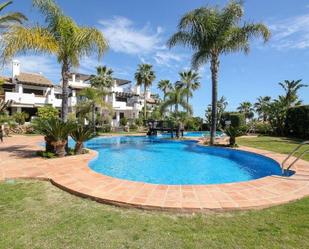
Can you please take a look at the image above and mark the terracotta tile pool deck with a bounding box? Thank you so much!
[0,135,308,212]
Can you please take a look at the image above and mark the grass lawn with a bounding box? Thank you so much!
[238,136,309,162]
[0,180,308,249]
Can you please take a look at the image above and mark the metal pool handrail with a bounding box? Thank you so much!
[281,141,309,174]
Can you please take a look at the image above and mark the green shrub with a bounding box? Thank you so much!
[13,112,29,125]
[285,105,309,139]
[129,123,138,130]
[97,124,111,133]
[120,117,128,127]
[37,105,59,120]
[36,151,56,158]
[255,122,273,135]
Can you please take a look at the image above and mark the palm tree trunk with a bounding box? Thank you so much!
[187,93,189,115]
[61,61,70,122]
[144,85,147,120]
[210,54,219,145]
[92,104,96,134]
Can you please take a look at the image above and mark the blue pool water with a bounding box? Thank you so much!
[85,136,282,185]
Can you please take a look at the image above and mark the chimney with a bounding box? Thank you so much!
[72,73,76,83]
[12,59,21,79]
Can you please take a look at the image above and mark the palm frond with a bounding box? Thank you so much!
[1,25,58,63]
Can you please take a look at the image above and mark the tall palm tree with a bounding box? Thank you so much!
[237,101,254,120]
[157,79,172,101]
[167,1,270,144]
[278,80,307,107]
[177,70,200,113]
[1,0,108,121]
[134,64,156,119]
[77,87,109,134]
[90,65,114,89]
[254,96,271,122]
[0,1,27,29]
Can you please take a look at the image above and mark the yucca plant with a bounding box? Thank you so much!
[224,126,243,147]
[70,124,94,155]
[32,118,75,157]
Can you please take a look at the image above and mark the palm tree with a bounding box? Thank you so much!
[77,87,109,134]
[237,101,254,120]
[0,1,27,29]
[1,0,108,121]
[167,1,270,144]
[278,80,307,107]
[177,70,200,112]
[254,96,271,122]
[160,86,192,116]
[157,79,172,101]
[70,124,94,155]
[134,64,156,119]
[90,66,114,89]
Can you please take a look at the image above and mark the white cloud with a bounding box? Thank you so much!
[99,16,163,55]
[154,51,184,67]
[269,14,309,49]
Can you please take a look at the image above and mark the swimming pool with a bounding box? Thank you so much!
[85,136,282,185]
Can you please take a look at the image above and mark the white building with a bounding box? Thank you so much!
[2,60,159,126]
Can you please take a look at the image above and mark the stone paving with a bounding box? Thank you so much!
[0,135,308,212]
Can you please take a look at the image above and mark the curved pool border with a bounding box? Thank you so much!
[1,135,308,212]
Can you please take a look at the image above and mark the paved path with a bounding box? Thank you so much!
[0,135,308,212]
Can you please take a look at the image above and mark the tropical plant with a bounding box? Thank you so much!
[0,1,27,29]
[177,70,200,112]
[225,126,243,147]
[237,101,254,121]
[205,96,228,129]
[278,80,308,107]
[77,87,109,134]
[268,96,289,136]
[37,105,59,120]
[32,117,75,157]
[0,99,12,113]
[70,124,94,155]
[160,86,192,116]
[158,79,172,101]
[1,0,108,121]
[90,65,114,89]
[13,111,29,125]
[135,64,156,119]
[168,0,270,144]
[254,96,271,122]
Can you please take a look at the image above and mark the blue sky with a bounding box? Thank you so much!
[3,0,309,117]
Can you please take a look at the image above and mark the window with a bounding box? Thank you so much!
[23,88,44,96]
[116,97,127,102]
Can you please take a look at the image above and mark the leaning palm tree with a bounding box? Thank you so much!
[158,79,172,101]
[1,0,108,121]
[0,1,27,29]
[167,0,270,144]
[278,80,307,107]
[135,64,156,119]
[77,87,110,134]
[177,70,200,112]
[90,65,114,89]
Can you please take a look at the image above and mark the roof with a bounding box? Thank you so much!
[0,76,13,84]
[69,73,131,86]
[69,73,91,82]
[16,73,53,87]
[114,78,131,86]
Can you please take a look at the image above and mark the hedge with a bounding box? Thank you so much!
[285,105,309,139]
[221,112,245,128]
